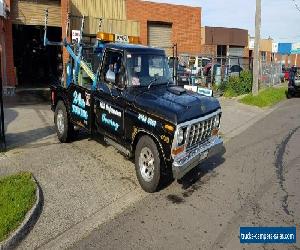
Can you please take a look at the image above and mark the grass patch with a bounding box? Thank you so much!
[240,87,287,108]
[223,88,239,97]
[0,172,36,242]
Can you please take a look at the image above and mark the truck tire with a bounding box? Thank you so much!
[54,101,74,143]
[135,135,161,193]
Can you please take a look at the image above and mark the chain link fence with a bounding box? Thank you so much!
[170,54,283,89]
[200,56,253,86]
[259,61,283,88]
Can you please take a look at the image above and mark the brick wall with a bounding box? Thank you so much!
[274,53,300,67]
[243,47,249,58]
[0,0,16,88]
[126,0,201,55]
[266,51,272,63]
[200,44,216,57]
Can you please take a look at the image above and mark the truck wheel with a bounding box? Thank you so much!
[135,135,161,193]
[54,101,73,143]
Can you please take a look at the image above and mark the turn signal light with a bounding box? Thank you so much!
[172,145,184,156]
[97,32,115,42]
[128,36,139,44]
[164,124,174,132]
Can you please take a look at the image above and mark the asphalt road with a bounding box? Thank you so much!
[71,99,300,250]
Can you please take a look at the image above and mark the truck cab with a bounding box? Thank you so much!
[50,33,224,193]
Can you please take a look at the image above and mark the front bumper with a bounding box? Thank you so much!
[172,136,225,179]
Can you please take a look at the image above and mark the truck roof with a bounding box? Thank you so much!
[104,43,166,55]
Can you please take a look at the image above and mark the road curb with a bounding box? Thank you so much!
[0,176,43,250]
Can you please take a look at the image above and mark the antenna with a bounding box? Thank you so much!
[79,15,85,44]
[43,9,48,46]
[98,17,103,32]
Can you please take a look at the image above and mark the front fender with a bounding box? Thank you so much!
[131,127,174,166]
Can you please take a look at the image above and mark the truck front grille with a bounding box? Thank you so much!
[187,116,216,148]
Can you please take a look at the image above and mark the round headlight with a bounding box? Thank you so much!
[177,128,184,145]
[214,115,220,128]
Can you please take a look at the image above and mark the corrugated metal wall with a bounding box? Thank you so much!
[70,0,140,36]
[71,17,140,37]
[70,0,126,20]
[11,0,61,27]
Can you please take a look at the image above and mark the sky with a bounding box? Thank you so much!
[147,0,300,43]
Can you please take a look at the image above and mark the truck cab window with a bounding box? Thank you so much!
[102,50,123,85]
[127,54,172,87]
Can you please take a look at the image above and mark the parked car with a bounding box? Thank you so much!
[284,69,290,81]
[287,66,300,98]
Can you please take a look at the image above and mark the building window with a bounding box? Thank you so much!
[261,51,266,62]
[217,45,227,57]
[271,53,275,62]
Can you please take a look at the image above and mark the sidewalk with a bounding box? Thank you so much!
[219,97,271,141]
[0,96,274,249]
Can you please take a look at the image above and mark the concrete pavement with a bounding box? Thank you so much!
[219,97,273,141]
[72,98,300,250]
[0,95,282,249]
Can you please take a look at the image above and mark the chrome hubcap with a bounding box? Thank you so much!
[57,110,64,134]
[139,147,155,182]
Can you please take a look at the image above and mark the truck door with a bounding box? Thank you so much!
[68,84,92,131]
[94,49,126,139]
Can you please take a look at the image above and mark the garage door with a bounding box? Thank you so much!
[228,46,244,66]
[11,0,61,27]
[148,23,172,56]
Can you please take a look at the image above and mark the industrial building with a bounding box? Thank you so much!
[2,0,297,96]
[126,0,201,56]
[0,0,202,94]
[200,26,248,59]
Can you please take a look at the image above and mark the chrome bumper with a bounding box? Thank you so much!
[172,136,225,179]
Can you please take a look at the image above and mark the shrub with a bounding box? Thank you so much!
[217,70,253,97]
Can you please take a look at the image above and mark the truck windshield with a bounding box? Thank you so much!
[126,54,173,87]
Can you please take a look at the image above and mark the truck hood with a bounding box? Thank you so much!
[130,86,221,124]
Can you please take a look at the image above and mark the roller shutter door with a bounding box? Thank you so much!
[228,46,244,66]
[228,46,244,57]
[11,0,61,27]
[148,23,172,56]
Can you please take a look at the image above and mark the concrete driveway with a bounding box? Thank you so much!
[0,96,272,249]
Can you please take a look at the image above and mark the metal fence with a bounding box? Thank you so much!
[259,61,283,88]
[205,56,253,86]
[171,53,283,89]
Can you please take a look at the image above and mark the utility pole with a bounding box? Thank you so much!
[252,0,261,95]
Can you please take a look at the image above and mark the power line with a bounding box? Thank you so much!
[292,0,300,12]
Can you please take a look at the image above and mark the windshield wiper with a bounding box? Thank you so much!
[148,77,158,89]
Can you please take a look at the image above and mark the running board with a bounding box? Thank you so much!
[104,137,132,157]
